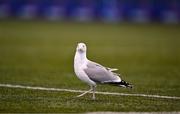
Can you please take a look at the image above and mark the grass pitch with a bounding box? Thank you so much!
[0,20,180,112]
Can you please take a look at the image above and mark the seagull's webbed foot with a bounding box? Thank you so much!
[76,85,96,100]
[76,88,93,98]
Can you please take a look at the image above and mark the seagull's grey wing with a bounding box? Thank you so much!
[84,61,121,83]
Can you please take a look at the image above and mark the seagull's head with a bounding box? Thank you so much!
[76,43,87,53]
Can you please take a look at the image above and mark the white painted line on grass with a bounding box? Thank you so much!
[0,83,180,100]
[86,112,180,114]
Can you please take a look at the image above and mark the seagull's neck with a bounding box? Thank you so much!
[74,51,88,65]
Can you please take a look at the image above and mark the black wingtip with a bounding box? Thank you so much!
[118,80,133,88]
[105,80,133,88]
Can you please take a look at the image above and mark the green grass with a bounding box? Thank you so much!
[0,20,180,112]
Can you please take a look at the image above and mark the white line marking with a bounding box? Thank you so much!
[0,83,180,100]
[86,112,180,114]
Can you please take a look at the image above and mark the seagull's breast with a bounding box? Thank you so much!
[74,53,96,86]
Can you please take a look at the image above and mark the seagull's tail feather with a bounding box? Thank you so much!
[107,80,133,88]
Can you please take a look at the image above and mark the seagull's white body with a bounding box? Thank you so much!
[74,43,132,99]
[74,52,96,86]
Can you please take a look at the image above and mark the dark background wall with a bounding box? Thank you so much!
[0,0,179,23]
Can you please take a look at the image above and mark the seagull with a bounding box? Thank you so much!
[74,43,132,100]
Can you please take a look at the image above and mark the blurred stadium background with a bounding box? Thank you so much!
[0,0,180,23]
